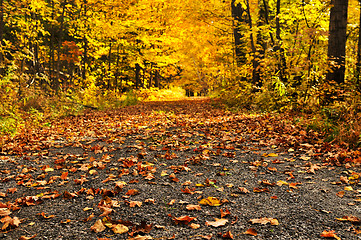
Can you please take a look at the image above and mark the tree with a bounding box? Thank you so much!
[326,0,349,84]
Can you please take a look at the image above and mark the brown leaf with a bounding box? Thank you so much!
[340,176,348,184]
[260,180,275,186]
[126,189,140,196]
[244,228,257,236]
[205,218,228,227]
[181,187,196,194]
[91,219,106,233]
[129,201,142,208]
[237,187,250,194]
[168,214,196,225]
[220,208,231,218]
[222,230,234,239]
[253,187,270,193]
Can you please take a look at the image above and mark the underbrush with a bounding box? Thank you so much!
[219,81,361,149]
[0,83,187,138]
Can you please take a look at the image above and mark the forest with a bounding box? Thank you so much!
[0,0,360,147]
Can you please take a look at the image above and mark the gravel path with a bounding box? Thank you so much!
[0,99,360,240]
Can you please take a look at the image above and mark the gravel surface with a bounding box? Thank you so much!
[0,99,360,240]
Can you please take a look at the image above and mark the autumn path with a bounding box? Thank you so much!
[0,99,360,239]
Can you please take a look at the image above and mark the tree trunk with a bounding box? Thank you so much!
[135,63,141,89]
[0,0,4,76]
[154,70,159,88]
[231,0,247,65]
[245,0,260,85]
[326,0,348,84]
[107,41,112,90]
[356,0,361,91]
[275,0,287,83]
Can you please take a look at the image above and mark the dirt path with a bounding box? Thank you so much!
[0,99,360,239]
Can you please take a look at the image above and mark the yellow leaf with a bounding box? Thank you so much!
[199,197,221,206]
[344,186,353,191]
[276,180,288,186]
[112,224,129,234]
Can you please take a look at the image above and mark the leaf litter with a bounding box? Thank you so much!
[0,99,360,239]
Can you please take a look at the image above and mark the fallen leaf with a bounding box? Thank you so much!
[112,224,129,234]
[222,230,234,239]
[336,191,345,198]
[320,230,341,240]
[39,212,55,219]
[244,228,257,236]
[220,208,230,218]
[128,236,153,240]
[199,197,222,206]
[336,215,361,224]
[186,204,202,211]
[190,223,200,229]
[168,214,196,225]
[0,208,11,216]
[237,187,250,193]
[340,176,348,184]
[253,187,270,193]
[60,172,68,180]
[126,189,140,196]
[250,217,279,225]
[91,219,106,233]
[129,201,142,207]
[205,218,228,227]
[19,235,37,240]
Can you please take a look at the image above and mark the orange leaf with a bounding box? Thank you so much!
[253,187,270,193]
[189,223,200,229]
[126,189,139,196]
[220,208,231,218]
[186,204,201,211]
[222,230,234,239]
[181,187,196,194]
[19,235,37,240]
[320,230,341,240]
[336,191,345,198]
[244,228,257,236]
[168,214,196,225]
[129,201,142,208]
[39,212,55,219]
[60,172,68,180]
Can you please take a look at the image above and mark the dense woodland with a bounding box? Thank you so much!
[0,0,360,147]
